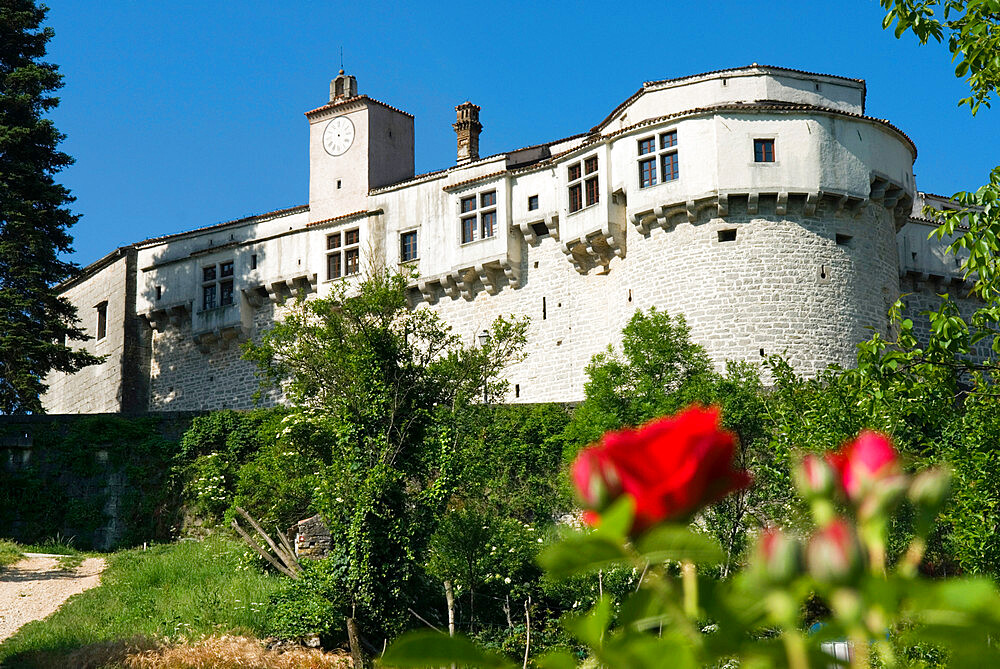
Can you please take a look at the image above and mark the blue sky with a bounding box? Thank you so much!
[43,1,1000,267]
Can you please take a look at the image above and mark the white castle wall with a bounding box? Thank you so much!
[45,65,949,414]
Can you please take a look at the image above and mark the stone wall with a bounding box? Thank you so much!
[44,249,149,413]
[0,413,194,550]
[148,301,283,411]
[425,198,899,402]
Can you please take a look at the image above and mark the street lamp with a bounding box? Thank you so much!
[478,330,491,403]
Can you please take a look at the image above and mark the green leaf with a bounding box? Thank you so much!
[537,533,628,579]
[636,525,725,564]
[564,597,613,647]
[594,495,635,542]
[618,587,671,631]
[380,631,516,668]
[535,650,579,669]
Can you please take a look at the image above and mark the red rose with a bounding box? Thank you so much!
[571,405,751,534]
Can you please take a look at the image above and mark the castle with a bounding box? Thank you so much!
[42,65,977,414]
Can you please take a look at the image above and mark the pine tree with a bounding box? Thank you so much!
[0,0,99,413]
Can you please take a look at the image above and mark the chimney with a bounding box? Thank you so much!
[453,101,482,165]
[330,69,357,102]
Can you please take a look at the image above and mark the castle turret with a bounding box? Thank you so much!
[453,101,482,164]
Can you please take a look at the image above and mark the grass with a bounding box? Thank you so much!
[0,539,24,568]
[0,536,286,668]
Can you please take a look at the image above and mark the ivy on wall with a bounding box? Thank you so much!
[0,414,189,549]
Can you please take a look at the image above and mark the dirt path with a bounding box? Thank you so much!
[0,553,106,642]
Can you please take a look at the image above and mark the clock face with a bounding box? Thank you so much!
[323,116,355,156]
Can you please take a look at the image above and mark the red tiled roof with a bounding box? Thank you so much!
[642,64,865,89]
[592,64,868,134]
[134,205,308,247]
[442,171,507,192]
[304,94,414,119]
[305,209,369,228]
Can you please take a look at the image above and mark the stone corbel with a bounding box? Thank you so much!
[500,258,522,286]
[417,278,438,303]
[717,193,729,217]
[193,330,217,354]
[685,200,698,223]
[776,192,789,216]
[242,287,266,309]
[476,263,500,295]
[266,281,292,303]
[804,192,820,216]
[747,193,760,215]
[441,273,462,300]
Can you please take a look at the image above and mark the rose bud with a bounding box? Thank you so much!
[753,526,802,586]
[827,431,906,518]
[571,447,622,512]
[794,454,836,499]
[570,405,752,535]
[806,517,864,584]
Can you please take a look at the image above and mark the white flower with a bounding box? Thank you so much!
[504,577,511,584]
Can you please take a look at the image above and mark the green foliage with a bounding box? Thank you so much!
[561,308,776,574]
[175,408,303,527]
[454,403,572,522]
[563,308,715,446]
[264,556,351,641]
[241,269,529,637]
[881,0,1000,114]
[0,0,101,413]
[0,536,283,665]
[938,393,1000,574]
[0,415,181,549]
[0,538,23,567]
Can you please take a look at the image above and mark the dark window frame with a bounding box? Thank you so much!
[326,228,361,279]
[638,129,680,188]
[96,301,107,340]
[754,138,775,163]
[400,230,418,262]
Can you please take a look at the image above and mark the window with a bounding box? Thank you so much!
[250,254,257,270]
[327,228,361,279]
[638,130,679,188]
[96,302,107,340]
[202,261,234,310]
[459,190,498,243]
[400,230,418,262]
[155,285,162,301]
[568,155,599,213]
[754,138,775,162]
[528,195,539,211]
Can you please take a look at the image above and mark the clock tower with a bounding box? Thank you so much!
[305,71,415,223]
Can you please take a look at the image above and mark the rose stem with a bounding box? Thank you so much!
[782,629,810,669]
[681,560,698,619]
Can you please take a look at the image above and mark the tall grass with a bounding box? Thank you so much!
[0,539,23,567]
[0,536,285,667]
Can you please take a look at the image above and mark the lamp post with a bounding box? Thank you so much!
[478,329,491,404]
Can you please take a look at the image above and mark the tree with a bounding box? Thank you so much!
[0,1,99,413]
[876,2,1000,382]
[243,267,528,635]
[561,307,775,574]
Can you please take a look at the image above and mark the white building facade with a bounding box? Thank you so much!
[44,65,971,413]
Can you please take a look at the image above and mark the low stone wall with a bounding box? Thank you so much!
[0,413,199,550]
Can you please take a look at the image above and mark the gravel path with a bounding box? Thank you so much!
[0,554,106,642]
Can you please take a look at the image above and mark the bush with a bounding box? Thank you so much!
[265,557,351,642]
